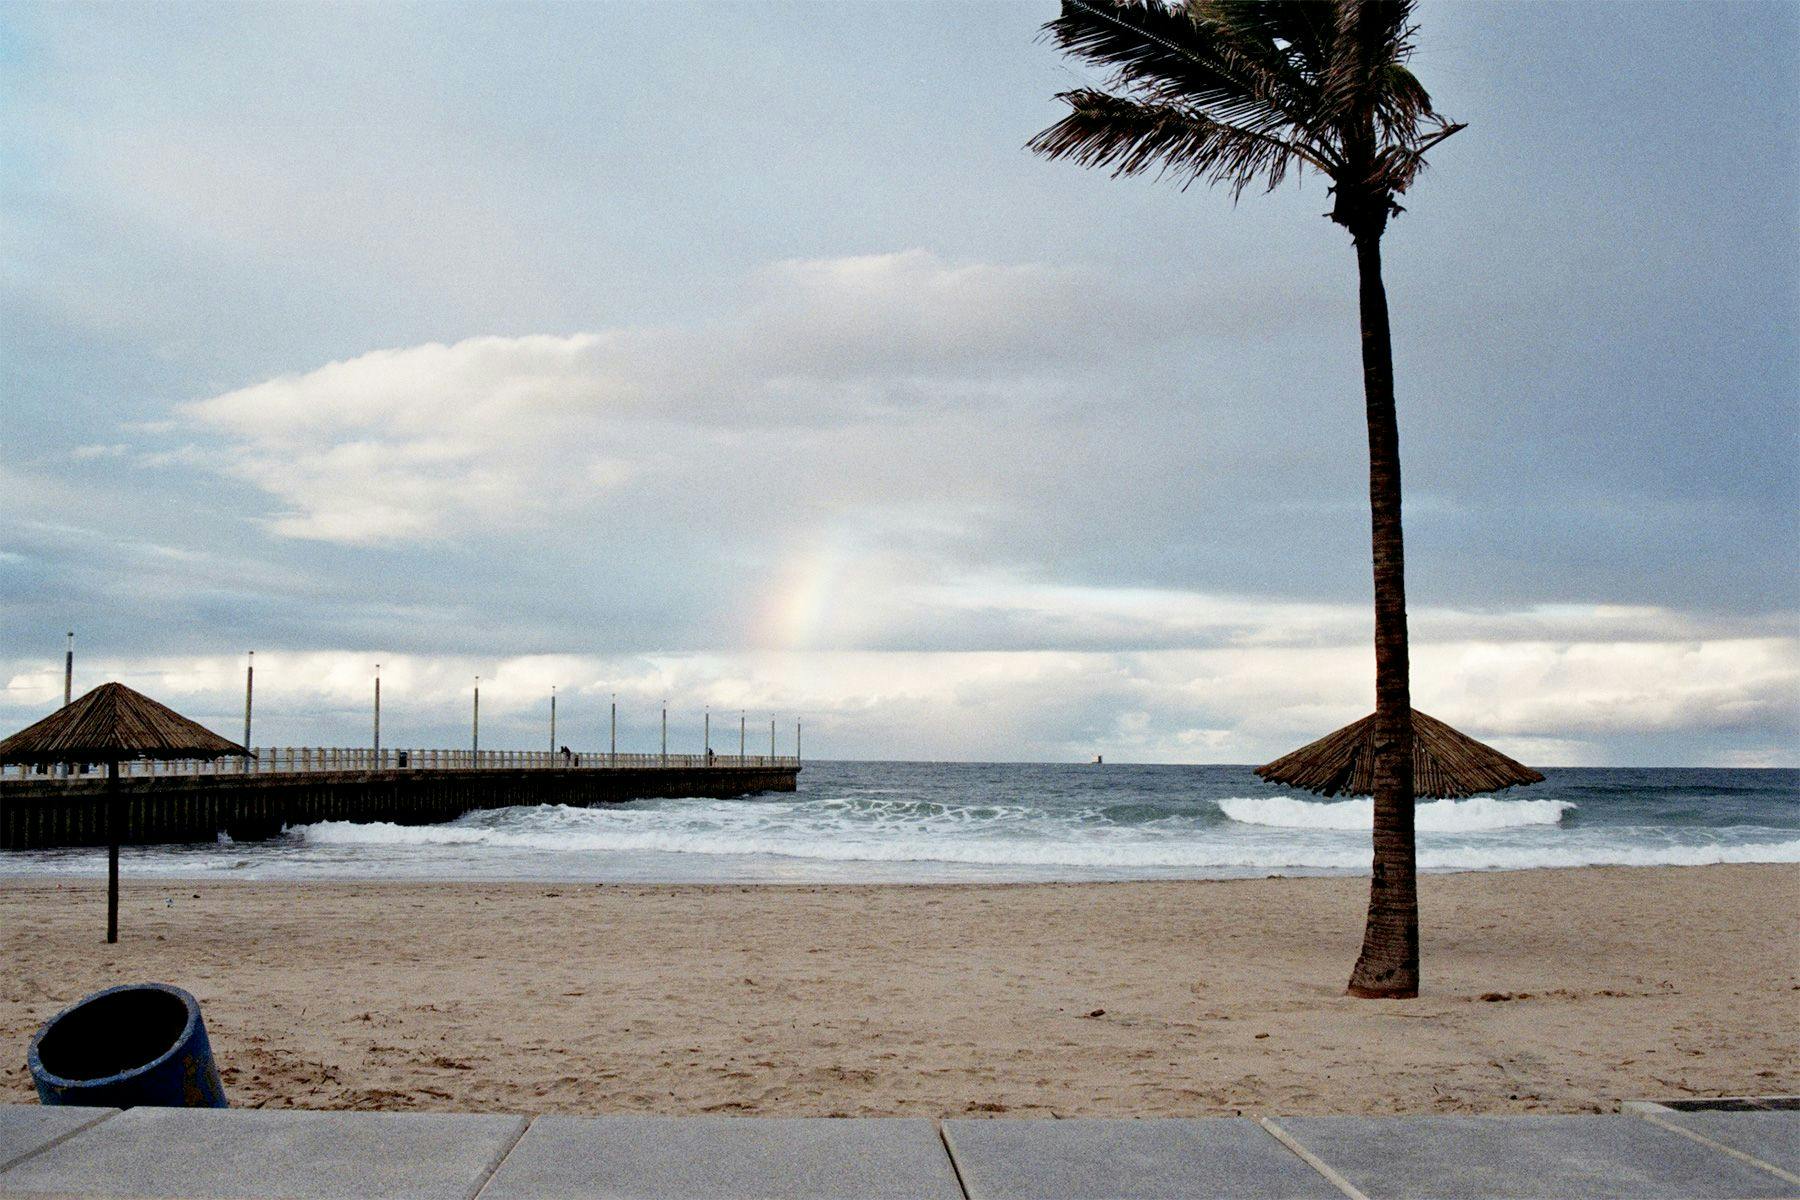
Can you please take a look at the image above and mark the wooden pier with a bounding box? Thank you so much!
[0,750,799,850]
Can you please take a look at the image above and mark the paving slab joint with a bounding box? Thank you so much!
[467,1114,534,1200]
[1256,1118,1369,1200]
[1630,1110,1800,1186]
[0,1108,120,1175]
[932,1119,973,1200]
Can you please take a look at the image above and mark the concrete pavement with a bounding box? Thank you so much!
[0,1101,1792,1199]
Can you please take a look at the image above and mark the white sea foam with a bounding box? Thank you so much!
[1413,839,1800,871]
[1215,794,1575,832]
[9,766,1790,884]
[287,801,1800,874]
[299,821,494,847]
[292,814,1318,868]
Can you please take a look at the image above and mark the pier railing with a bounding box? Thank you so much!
[1,748,800,782]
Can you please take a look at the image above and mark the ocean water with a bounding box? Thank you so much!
[4,762,1797,884]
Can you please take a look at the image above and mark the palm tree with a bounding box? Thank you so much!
[1029,0,1462,998]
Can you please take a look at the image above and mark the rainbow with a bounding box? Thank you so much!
[762,534,855,650]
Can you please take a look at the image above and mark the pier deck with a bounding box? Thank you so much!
[0,753,798,850]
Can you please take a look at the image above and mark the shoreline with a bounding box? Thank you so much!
[4,854,1795,887]
[3,864,1794,1116]
[0,860,1795,885]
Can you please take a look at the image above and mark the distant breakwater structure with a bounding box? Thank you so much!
[0,749,800,851]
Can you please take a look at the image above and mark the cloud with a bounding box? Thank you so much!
[171,251,1141,545]
[750,251,1100,377]
[5,4,1792,771]
[176,333,642,542]
[7,627,1792,767]
[1424,637,1800,738]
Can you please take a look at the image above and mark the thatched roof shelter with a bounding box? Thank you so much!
[0,681,245,944]
[1256,709,1544,800]
[0,682,246,765]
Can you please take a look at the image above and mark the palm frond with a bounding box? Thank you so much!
[1376,62,1435,135]
[1319,0,1418,129]
[1043,0,1302,139]
[1205,1,1337,70]
[1027,88,1321,195]
[1188,0,1335,125]
[1030,0,1462,229]
[1369,117,1465,196]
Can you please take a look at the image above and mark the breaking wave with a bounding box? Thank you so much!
[286,795,1799,874]
[1215,794,1576,833]
[291,812,1334,868]
[8,763,1793,883]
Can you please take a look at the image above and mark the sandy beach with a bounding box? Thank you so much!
[1,864,1793,1116]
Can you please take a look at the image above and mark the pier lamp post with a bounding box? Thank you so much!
[610,693,616,766]
[739,711,745,762]
[704,707,710,760]
[59,631,74,778]
[550,686,557,754]
[373,664,381,758]
[473,676,480,761]
[797,720,802,765]
[243,652,255,770]
[661,702,668,767]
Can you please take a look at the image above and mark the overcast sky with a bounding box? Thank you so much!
[2,1,1795,765]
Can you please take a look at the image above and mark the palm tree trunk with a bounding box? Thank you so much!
[1346,227,1418,999]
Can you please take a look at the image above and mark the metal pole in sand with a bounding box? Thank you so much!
[106,756,120,943]
[373,665,381,757]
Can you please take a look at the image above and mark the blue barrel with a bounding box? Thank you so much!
[28,983,227,1108]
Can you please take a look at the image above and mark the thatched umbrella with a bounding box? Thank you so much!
[0,682,248,942]
[1256,709,1544,800]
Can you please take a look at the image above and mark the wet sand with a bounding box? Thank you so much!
[1,864,1793,1115]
